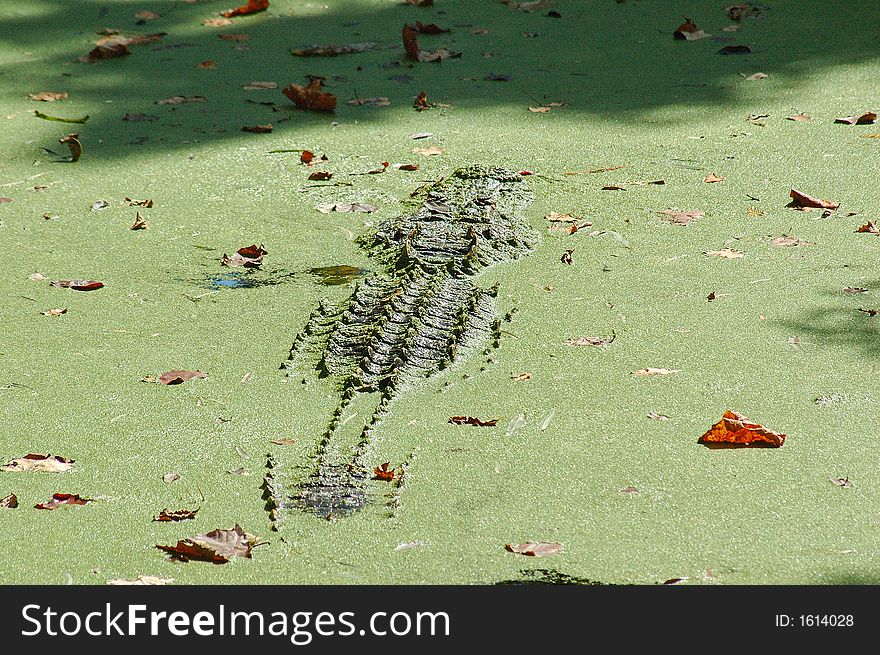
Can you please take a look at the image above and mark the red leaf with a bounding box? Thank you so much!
[300,150,314,164]
[282,77,336,112]
[50,279,104,291]
[373,462,397,482]
[221,244,267,267]
[221,0,269,18]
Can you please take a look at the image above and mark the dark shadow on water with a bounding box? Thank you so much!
[496,569,611,585]
[4,0,880,164]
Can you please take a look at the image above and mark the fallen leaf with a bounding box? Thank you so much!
[157,95,206,105]
[502,0,550,11]
[565,334,614,347]
[414,91,431,111]
[0,454,75,473]
[131,212,149,230]
[221,243,267,267]
[834,112,877,125]
[221,0,269,18]
[658,209,704,225]
[559,248,575,265]
[0,493,18,508]
[855,221,879,234]
[59,133,82,162]
[857,308,878,317]
[770,235,810,247]
[108,576,174,585]
[663,577,689,585]
[411,145,444,156]
[620,486,640,494]
[373,463,396,482]
[156,370,208,385]
[123,113,159,121]
[505,542,562,557]
[308,171,332,181]
[316,202,378,213]
[79,42,131,62]
[347,96,391,107]
[227,467,250,476]
[743,72,768,80]
[394,163,419,171]
[633,367,678,376]
[830,477,853,488]
[403,24,462,62]
[28,91,68,102]
[41,308,68,316]
[202,18,233,27]
[218,33,249,41]
[241,124,273,133]
[704,248,744,259]
[157,525,257,563]
[282,77,336,112]
[412,21,449,34]
[241,81,277,90]
[448,416,498,427]
[704,173,725,183]
[843,287,869,294]
[34,110,88,124]
[124,197,153,207]
[647,412,670,421]
[718,45,751,55]
[292,42,378,56]
[410,131,433,139]
[269,438,295,446]
[673,18,711,41]
[153,508,199,522]
[163,473,180,484]
[197,60,217,69]
[511,372,532,382]
[50,280,105,291]
[35,493,92,510]
[789,188,839,210]
[698,410,786,447]
[786,113,811,122]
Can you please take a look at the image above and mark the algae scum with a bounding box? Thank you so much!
[264,166,537,521]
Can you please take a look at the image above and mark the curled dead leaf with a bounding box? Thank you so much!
[154,370,208,385]
[35,493,92,510]
[835,112,877,125]
[153,507,199,522]
[505,542,562,557]
[221,244,267,268]
[698,410,786,447]
[282,77,336,112]
[221,0,269,18]
[789,188,839,210]
[448,416,498,427]
[674,18,711,41]
[50,280,104,291]
[373,463,397,482]
[704,248,744,259]
[0,493,18,508]
[29,91,68,102]
[1,454,75,473]
[157,525,257,563]
[633,368,678,376]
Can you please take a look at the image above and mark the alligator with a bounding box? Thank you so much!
[267,165,537,521]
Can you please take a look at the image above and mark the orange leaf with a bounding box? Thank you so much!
[373,463,396,482]
[282,77,336,112]
[403,24,420,61]
[221,0,269,18]
[698,410,786,448]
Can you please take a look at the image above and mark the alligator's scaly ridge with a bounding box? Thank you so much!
[276,166,537,519]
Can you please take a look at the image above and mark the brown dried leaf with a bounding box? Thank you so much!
[673,18,711,41]
[28,91,68,102]
[79,42,131,62]
[124,197,153,207]
[511,372,532,382]
[565,334,614,347]
[770,235,811,247]
[59,133,82,162]
[704,248,745,259]
[786,113,811,122]
[221,0,269,18]
[163,472,180,484]
[0,493,18,508]
[704,173,725,183]
[108,575,174,585]
[269,438,295,446]
[834,112,877,125]
[448,416,498,427]
[41,308,68,316]
[292,42,378,57]
[156,370,208,385]
[560,248,574,265]
[197,60,217,69]
[153,507,199,522]
[308,171,333,181]
[131,212,148,230]
[789,188,839,210]
[221,243,267,267]
[282,77,336,112]
[658,209,704,225]
[411,145,444,156]
[157,95,206,105]
[157,525,257,563]
[35,493,92,510]
[632,368,678,376]
[505,542,562,557]
[241,124,273,133]
[1,454,75,473]
[855,221,879,234]
[347,96,391,107]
